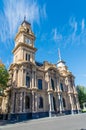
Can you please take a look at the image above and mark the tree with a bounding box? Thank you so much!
[76,85,86,109]
[0,65,9,95]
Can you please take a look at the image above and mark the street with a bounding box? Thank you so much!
[0,113,86,130]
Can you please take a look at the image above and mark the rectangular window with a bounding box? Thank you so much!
[26,76,30,87]
[51,79,55,90]
[60,83,64,91]
[39,97,43,108]
[38,79,42,90]
[26,54,28,60]
[26,53,30,61]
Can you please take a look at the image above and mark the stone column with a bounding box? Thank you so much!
[32,91,35,112]
[19,69,22,87]
[20,92,23,112]
[34,72,37,88]
[10,91,15,113]
[49,76,52,90]
[31,71,37,88]
[48,93,52,112]
[35,93,38,112]
[23,92,26,112]
[58,93,62,114]
[68,94,74,114]
[48,80,50,90]
[57,77,60,92]
[48,92,54,117]
[13,69,18,86]
[32,91,37,112]
[51,94,54,111]
[23,69,26,86]
[31,71,34,88]
[75,94,80,113]
[18,69,21,87]
[21,68,24,87]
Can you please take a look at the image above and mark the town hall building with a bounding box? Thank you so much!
[1,20,80,120]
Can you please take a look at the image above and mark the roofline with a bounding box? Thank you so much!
[21,20,31,26]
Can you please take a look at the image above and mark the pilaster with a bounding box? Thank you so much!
[48,92,54,117]
[19,92,23,112]
[58,93,63,113]
[74,94,80,113]
[23,92,26,112]
[68,93,74,114]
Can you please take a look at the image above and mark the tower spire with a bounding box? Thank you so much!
[24,15,26,21]
[58,48,61,61]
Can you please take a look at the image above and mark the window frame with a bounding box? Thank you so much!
[51,78,55,90]
[26,75,30,88]
[26,53,30,61]
[60,83,64,91]
[39,96,43,109]
[38,79,43,90]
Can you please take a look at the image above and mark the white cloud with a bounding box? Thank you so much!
[52,28,62,43]
[69,17,78,33]
[51,17,86,47]
[81,19,85,31]
[0,0,46,44]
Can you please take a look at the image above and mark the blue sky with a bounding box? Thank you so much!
[0,0,86,86]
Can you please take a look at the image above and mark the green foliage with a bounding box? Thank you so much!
[0,65,9,94]
[76,85,86,109]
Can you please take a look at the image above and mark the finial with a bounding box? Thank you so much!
[24,15,26,21]
[58,48,61,61]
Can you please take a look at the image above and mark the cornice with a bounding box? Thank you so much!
[12,42,37,53]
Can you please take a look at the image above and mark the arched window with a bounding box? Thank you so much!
[60,83,64,91]
[39,97,43,108]
[63,98,66,108]
[53,97,56,111]
[25,96,30,109]
[38,79,42,90]
[51,79,55,90]
[26,74,30,87]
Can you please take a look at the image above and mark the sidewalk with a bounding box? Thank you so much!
[0,120,18,126]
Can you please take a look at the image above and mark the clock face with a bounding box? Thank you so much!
[25,38,30,44]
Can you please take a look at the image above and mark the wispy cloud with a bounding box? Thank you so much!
[52,28,62,43]
[52,17,86,47]
[0,0,46,68]
[81,18,85,31]
[69,17,78,33]
[0,0,46,45]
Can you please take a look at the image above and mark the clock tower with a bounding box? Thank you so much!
[13,19,37,64]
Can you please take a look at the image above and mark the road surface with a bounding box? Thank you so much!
[0,113,86,130]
